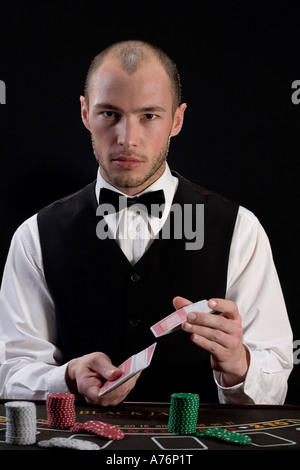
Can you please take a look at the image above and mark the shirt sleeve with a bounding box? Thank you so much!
[214,206,293,404]
[0,215,69,399]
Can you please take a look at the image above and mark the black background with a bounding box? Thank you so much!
[0,1,299,403]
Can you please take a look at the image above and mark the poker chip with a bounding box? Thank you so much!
[46,393,76,429]
[38,437,100,450]
[195,427,252,445]
[70,420,125,441]
[168,392,199,434]
[5,401,36,445]
[168,392,251,446]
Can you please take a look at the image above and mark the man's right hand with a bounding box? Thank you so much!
[65,352,140,406]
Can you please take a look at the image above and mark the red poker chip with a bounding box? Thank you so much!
[69,423,84,432]
[71,420,125,441]
[46,393,76,429]
[84,420,125,440]
[46,394,124,440]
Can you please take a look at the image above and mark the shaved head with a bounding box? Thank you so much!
[84,40,182,112]
[114,41,147,74]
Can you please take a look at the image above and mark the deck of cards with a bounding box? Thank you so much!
[99,300,214,396]
[98,343,157,396]
[150,299,214,338]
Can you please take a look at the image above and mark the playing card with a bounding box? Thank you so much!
[98,343,157,396]
[150,299,214,337]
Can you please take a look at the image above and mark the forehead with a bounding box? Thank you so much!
[88,58,173,110]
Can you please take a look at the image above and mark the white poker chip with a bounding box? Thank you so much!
[38,439,54,448]
[5,401,36,445]
[38,437,100,450]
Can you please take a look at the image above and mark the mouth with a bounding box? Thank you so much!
[111,155,143,169]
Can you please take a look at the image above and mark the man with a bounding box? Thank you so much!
[0,40,293,405]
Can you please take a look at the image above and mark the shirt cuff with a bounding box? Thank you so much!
[46,362,70,394]
[214,345,256,404]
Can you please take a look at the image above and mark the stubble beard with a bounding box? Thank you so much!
[91,135,171,191]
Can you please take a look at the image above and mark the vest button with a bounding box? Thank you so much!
[130,318,141,327]
[130,273,140,282]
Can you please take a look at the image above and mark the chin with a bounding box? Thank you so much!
[111,176,145,190]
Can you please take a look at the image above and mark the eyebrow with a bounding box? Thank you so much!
[93,102,167,113]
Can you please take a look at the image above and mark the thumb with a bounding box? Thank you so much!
[172,296,193,311]
[89,353,122,382]
[102,363,122,383]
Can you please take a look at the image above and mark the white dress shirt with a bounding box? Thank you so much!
[0,165,293,403]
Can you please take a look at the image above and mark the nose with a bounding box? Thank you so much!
[116,116,139,148]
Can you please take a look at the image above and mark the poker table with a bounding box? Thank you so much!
[1,400,300,458]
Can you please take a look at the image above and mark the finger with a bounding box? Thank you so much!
[75,353,123,404]
[189,324,233,349]
[99,372,141,407]
[184,309,229,330]
[182,310,243,355]
[208,298,240,320]
[85,384,103,404]
[189,332,226,354]
[182,315,232,343]
[89,353,122,382]
[172,296,192,310]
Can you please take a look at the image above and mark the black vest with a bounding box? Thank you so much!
[37,172,238,402]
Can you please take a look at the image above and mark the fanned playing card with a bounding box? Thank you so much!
[98,343,157,396]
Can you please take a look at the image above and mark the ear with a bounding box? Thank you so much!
[170,103,187,137]
[80,95,91,131]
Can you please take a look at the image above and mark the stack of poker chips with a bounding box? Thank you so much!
[38,437,100,450]
[168,392,252,446]
[46,393,76,429]
[70,419,125,440]
[168,392,199,434]
[196,427,252,445]
[5,401,37,445]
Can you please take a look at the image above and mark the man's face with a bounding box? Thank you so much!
[80,57,186,195]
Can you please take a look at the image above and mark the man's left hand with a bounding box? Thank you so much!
[174,296,250,386]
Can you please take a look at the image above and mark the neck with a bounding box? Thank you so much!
[99,161,166,196]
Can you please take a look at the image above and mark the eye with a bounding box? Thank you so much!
[101,111,117,118]
[144,113,157,120]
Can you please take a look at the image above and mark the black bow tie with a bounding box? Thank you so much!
[99,187,165,218]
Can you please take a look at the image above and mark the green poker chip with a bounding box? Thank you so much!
[168,393,252,446]
[196,427,252,445]
[168,393,199,434]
